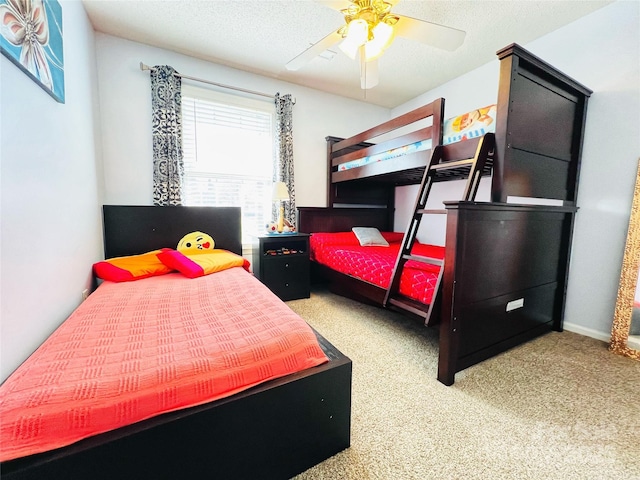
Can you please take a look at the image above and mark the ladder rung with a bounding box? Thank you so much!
[430,158,474,171]
[388,297,428,318]
[416,209,447,215]
[401,254,443,266]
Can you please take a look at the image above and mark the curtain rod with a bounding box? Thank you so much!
[140,62,277,100]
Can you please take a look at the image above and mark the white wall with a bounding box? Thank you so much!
[0,1,104,381]
[95,34,390,209]
[392,0,640,340]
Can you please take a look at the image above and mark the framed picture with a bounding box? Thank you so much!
[0,0,65,103]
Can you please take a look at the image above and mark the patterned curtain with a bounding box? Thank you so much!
[273,93,296,227]
[150,65,183,206]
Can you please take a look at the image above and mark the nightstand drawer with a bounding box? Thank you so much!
[262,256,310,301]
[252,232,311,301]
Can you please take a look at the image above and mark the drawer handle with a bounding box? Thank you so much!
[285,263,289,268]
[285,283,289,287]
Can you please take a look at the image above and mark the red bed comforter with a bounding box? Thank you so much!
[310,231,444,305]
[0,268,328,462]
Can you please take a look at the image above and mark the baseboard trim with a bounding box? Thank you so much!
[628,335,640,350]
[563,321,610,343]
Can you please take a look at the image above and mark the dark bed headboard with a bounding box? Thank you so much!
[297,207,392,234]
[102,205,242,258]
[493,44,592,204]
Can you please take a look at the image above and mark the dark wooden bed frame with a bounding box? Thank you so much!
[2,205,352,480]
[298,43,592,386]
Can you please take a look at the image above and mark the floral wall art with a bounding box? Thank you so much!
[0,0,64,103]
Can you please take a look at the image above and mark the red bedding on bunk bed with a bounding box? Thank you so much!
[0,267,328,462]
[310,231,445,304]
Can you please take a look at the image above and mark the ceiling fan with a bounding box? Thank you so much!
[285,0,466,90]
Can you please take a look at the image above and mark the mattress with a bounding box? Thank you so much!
[310,232,444,304]
[338,139,433,171]
[0,268,328,462]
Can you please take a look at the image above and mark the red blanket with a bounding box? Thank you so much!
[0,268,327,462]
[310,232,444,304]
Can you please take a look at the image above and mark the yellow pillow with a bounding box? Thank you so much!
[157,249,250,278]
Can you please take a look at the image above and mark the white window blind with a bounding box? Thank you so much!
[181,85,275,245]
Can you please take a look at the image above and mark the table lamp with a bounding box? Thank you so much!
[272,181,290,233]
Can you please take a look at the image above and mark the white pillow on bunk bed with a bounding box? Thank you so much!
[352,227,389,247]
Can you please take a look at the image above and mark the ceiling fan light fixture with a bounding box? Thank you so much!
[285,0,467,90]
[339,18,369,59]
[364,20,394,61]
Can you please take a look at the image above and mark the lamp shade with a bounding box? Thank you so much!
[272,181,290,201]
[339,19,368,59]
[365,21,394,61]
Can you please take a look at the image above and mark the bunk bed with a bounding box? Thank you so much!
[0,206,352,480]
[298,43,592,385]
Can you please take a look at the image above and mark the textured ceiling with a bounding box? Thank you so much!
[81,0,612,108]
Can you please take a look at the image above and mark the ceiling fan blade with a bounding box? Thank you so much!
[394,14,466,51]
[285,29,343,71]
[359,55,379,90]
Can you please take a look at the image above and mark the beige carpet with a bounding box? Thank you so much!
[287,287,640,480]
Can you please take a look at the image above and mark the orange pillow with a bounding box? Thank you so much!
[93,249,173,282]
[157,249,250,279]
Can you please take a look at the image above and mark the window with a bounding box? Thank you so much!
[181,84,275,247]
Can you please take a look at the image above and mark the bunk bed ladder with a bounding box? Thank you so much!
[383,133,495,325]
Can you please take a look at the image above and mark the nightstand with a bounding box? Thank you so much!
[252,233,310,301]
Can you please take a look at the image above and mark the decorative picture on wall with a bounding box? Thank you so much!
[0,0,65,103]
